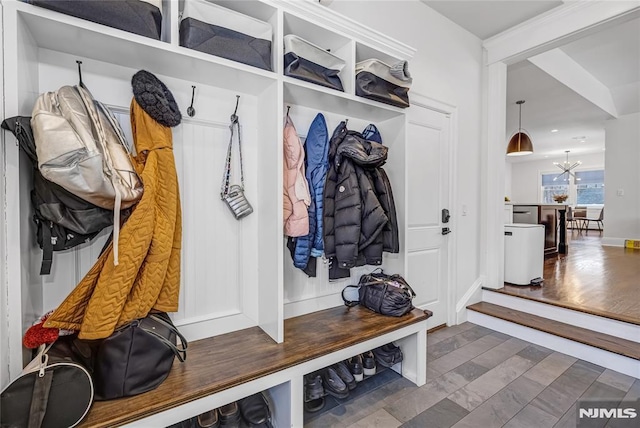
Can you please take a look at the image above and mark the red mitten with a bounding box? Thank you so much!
[23,312,59,349]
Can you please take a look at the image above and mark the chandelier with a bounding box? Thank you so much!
[553,150,581,182]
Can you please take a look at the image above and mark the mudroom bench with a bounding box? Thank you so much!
[79,306,431,427]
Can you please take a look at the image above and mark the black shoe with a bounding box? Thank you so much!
[238,393,270,426]
[197,409,220,428]
[348,355,364,382]
[333,361,357,390]
[372,343,403,368]
[321,367,349,399]
[362,351,376,376]
[304,374,324,401]
[219,402,241,426]
[304,397,325,413]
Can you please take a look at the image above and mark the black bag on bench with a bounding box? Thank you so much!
[342,270,416,317]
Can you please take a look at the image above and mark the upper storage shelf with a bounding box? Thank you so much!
[10,2,277,95]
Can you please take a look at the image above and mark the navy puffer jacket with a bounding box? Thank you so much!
[293,113,329,269]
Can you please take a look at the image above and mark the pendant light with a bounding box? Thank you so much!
[506,100,534,156]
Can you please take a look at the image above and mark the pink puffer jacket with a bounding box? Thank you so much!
[283,115,311,237]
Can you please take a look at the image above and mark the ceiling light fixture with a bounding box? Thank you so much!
[551,129,559,133]
[553,150,582,182]
[506,100,533,156]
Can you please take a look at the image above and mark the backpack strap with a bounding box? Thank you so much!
[40,220,53,275]
[341,285,360,307]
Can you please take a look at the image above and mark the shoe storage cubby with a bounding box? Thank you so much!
[1,1,426,426]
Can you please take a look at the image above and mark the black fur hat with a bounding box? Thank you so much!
[131,70,181,127]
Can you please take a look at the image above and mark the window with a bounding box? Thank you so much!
[576,170,605,205]
[541,173,569,204]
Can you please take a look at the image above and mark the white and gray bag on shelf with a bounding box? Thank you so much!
[284,34,346,91]
[355,59,412,108]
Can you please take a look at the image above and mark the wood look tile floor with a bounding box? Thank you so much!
[499,234,640,324]
[304,323,639,428]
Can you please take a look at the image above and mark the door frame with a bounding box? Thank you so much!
[481,1,640,289]
[408,92,458,328]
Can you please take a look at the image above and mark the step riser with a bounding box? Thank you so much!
[467,311,640,379]
[483,290,639,343]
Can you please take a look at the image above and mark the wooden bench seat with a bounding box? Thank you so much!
[79,306,431,427]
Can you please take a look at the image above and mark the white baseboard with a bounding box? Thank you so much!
[601,237,627,247]
[467,311,640,379]
[455,277,483,324]
[482,290,639,343]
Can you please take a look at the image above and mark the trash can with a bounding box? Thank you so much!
[504,224,544,285]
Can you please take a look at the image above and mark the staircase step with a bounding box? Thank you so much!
[467,302,640,360]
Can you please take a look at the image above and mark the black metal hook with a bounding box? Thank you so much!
[187,85,196,117]
[231,95,240,122]
[345,118,349,126]
[76,60,85,89]
[286,105,291,116]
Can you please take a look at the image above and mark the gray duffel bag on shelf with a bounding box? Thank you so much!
[355,59,412,108]
[179,0,273,71]
[27,0,163,40]
[284,34,346,91]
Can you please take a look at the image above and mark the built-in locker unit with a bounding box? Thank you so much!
[1,0,428,425]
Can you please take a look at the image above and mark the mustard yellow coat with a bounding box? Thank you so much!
[45,99,182,340]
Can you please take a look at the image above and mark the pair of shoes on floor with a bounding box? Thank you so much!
[372,342,403,368]
[198,393,270,428]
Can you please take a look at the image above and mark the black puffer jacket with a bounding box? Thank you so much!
[323,122,399,273]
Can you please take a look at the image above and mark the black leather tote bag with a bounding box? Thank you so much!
[355,71,410,108]
[0,337,93,428]
[180,18,272,71]
[342,270,416,317]
[28,0,162,40]
[92,312,187,400]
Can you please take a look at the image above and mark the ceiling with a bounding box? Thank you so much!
[421,1,640,164]
[422,1,562,39]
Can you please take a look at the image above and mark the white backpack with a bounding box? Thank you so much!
[31,85,144,264]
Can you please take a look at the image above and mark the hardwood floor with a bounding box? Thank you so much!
[499,234,640,325]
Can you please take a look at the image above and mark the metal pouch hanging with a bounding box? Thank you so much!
[221,97,253,220]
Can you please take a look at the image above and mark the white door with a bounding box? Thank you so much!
[405,99,452,329]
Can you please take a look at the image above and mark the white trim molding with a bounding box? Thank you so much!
[483,1,640,65]
[601,237,627,247]
[455,278,483,324]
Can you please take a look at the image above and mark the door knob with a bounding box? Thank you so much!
[442,227,451,235]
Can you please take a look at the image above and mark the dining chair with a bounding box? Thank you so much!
[582,207,604,233]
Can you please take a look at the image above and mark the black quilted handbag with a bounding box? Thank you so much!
[342,269,416,317]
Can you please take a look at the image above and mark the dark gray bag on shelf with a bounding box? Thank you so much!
[284,53,344,92]
[179,18,272,71]
[355,71,410,108]
[283,34,346,91]
[27,0,162,40]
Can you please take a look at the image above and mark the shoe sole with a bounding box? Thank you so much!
[353,373,364,382]
[363,367,376,376]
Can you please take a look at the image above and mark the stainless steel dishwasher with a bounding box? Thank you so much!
[512,205,538,224]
